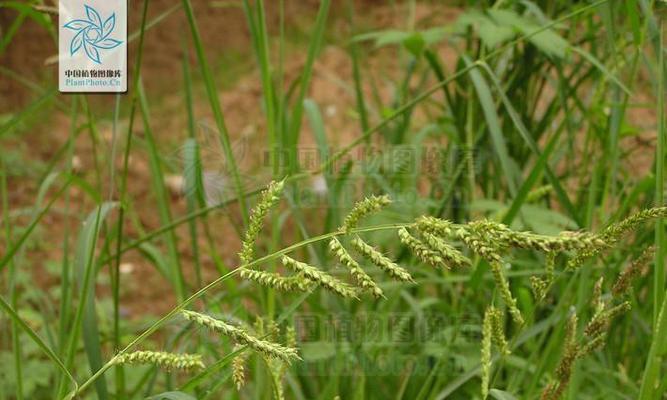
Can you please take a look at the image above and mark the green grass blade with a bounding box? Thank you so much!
[0,176,73,271]
[0,296,78,396]
[286,0,330,174]
[181,0,249,226]
[59,202,117,399]
[138,83,188,302]
[463,56,519,197]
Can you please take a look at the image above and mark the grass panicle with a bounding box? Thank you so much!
[420,231,471,268]
[613,246,655,296]
[239,268,313,292]
[584,301,631,338]
[350,236,414,282]
[531,252,556,302]
[481,307,493,400]
[398,227,444,268]
[112,351,204,371]
[541,313,579,400]
[601,207,667,242]
[232,346,248,390]
[328,238,383,298]
[415,215,455,238]
[488,307,510,356]
[341,194,391,232]
[280,255,359,299]
[239,180,285,265]
[181,310,300,363]
[456,221,504,263]
[568,207,667,269]
[481,306,511,399]
[490,261,524,326]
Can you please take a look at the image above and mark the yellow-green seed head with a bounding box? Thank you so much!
[182,310,300,363]
[112,351,205,371]
[350,236,414,283]
[281,255,359,299]
[341,195,391,232]
[328,238,383,298]
[239,180,285,265]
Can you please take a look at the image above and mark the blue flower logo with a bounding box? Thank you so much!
[63,5,122,64]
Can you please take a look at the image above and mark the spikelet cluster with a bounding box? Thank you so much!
[182,310,300,363]
[481,309,493,400]
[480,306,511,399]
[329,238,383,298]
[281,256,359,299]
[232,346,248,390]
[239,268,313,292]
[613,246,654,296]
[487,307,510,356]
[490,261,524,325]
[239,180,285,265]
[342,195,391,232]
[415,216,455,237]
[542,279,633,399]
[541,313,579,400]
[601,207,667,242]
[455,221,504,263]
[398,227,444,268]
[112,351,204,371]
[420,231,471,268]
[584,301,631,337]
[351,236,414,282]
[568,207,667,269]
[531,252,556,302]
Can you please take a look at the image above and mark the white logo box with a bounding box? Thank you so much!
[59,0,127,93]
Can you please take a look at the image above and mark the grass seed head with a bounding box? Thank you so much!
[328,238,383,298]
[112,351,205,371]
[481,308,493,400]
[341,194,391,232]
[232,346,248,390]
[398,227,444,268]
[490,261,524,326]
[420,231,471,268]
[350,236,414,282]
[239,267,313,292]
[280,255,360,299]
[612,246,655,296]
[239,180,285,265]
[182,310,300,363]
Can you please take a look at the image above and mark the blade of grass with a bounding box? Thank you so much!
[463,55,519,197]
[1,161,23,400]
[138,82,188,302]
[285,0,330,175]
[181,0,249,226]
[58,202,117,399]
[0,176,73,271]
[0,296,78,397]
[111,0,151,395]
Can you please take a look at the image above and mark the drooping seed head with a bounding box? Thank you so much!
[328,238,383,298]
[112,351,205,371]
[281,255,359,299]
[182,310,300,363]
[398,227,444,268]
[239,180,285,265]
[341,195,392,232]
[239,267,313,292]
[350,236,414,283]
